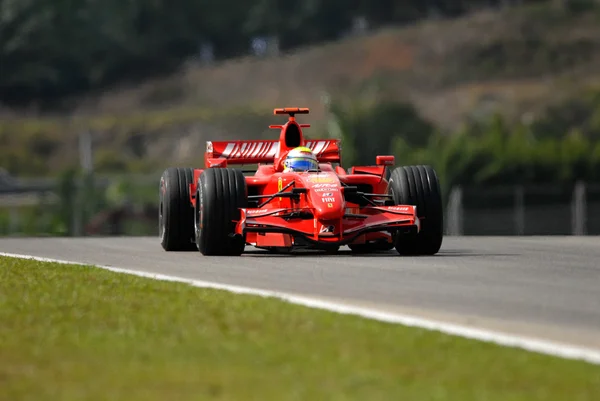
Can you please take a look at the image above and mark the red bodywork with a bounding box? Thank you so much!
[189,107,420,250]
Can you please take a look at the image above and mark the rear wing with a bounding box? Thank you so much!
[205,139,341,167]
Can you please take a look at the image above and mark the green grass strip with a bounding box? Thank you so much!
[1,256,599,401]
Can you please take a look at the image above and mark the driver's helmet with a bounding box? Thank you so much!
[283,146,318,172]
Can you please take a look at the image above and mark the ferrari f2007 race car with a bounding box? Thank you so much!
[159,107,443,256]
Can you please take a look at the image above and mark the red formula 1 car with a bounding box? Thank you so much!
[159,107,443,256]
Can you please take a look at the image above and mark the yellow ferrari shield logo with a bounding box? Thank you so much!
[278,177,283,200]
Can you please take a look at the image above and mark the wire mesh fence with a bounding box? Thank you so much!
[0,173,159,237]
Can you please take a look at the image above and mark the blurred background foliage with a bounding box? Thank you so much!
[1,0,557,106]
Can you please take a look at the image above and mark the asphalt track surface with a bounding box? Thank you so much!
[1,236,600,351]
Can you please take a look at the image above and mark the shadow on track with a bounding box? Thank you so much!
[242,248,518,258]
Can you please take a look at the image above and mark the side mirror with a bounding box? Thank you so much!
[376,155,395,166]
[206,157,228,168]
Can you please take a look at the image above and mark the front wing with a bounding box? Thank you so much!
[236,205,420,247]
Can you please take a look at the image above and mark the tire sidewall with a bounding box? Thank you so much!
[159,174,167,243]
[159,172,174,248]
[387,175,400,204]
[195,177,206,252]
[387,171,402,246]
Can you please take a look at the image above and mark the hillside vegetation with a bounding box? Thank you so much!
[3,3,600,178]
[0,0,539,106]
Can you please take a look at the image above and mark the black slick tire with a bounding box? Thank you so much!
[388,165,443,255]
[159,167,196,251]
[195,168,247,256]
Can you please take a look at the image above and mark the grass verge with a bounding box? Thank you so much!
[1,256,599,401]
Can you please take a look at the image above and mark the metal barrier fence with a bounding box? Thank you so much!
[0,173,159,237]
[445,182,600,235]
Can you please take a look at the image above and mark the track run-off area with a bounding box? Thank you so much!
[2,236,600,364]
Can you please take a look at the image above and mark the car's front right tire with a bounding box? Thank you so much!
[195,167,247,256]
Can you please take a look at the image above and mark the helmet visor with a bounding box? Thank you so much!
[286,157,318,171]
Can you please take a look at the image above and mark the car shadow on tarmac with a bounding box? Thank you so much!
[243,248,517,258]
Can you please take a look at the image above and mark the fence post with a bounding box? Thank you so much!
[79,131,94,173]
[514,185,525,235]
[571,181,587,236]
[446,186,463,235]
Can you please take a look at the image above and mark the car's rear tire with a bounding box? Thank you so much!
[159,167,196,251]
[388,165,443,255]
[195,168,247,256]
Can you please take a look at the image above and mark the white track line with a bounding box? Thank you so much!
[3,251,600,366]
